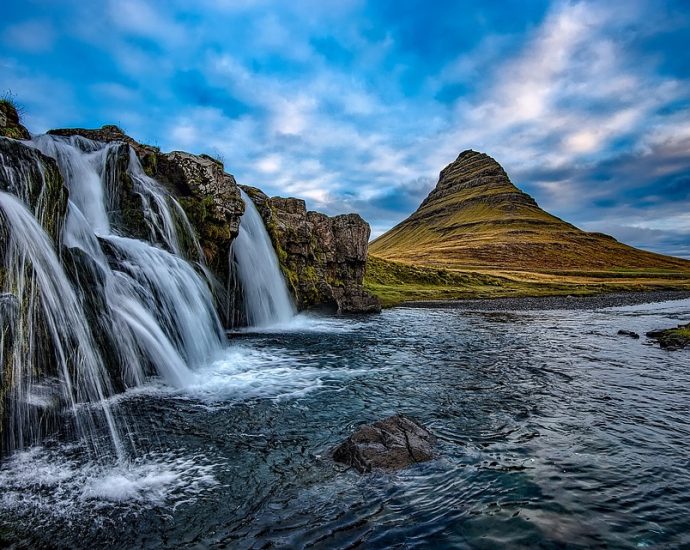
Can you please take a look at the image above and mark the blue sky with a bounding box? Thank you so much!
[2,0,690,257]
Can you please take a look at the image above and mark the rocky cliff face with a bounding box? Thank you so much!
[242,186,380,313]
[48,126,245,281]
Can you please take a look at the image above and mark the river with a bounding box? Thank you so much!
[1,298,689,548]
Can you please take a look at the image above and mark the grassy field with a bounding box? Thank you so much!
[364,255,690,307]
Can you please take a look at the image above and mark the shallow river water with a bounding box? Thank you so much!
[1,299,690,549]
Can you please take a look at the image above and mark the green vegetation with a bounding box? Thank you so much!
[366,150,690,306]
[669,325,690,339]
[0,93,30,140]
[0,92,20,113]
[647,323,690,350]
[364,255,690,307]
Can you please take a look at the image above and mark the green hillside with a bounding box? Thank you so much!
[366,150,690,305]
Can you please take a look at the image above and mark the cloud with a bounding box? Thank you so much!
[3,19,56,53]
[0,0,688,257]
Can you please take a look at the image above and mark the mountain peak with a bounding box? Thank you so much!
[370,150,690,272]
[418,150,536,216]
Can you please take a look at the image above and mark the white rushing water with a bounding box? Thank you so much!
[0,191,123,458]
[0,132,302,460]
[231,189,296,327]
[0,134,230,457]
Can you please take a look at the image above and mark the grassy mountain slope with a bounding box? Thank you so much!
[366,150,690,305]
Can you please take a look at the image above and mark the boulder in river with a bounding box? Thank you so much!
[333,414,436,473]
[617,330,640,339]
[646,324,690,350]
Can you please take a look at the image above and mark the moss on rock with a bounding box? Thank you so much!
[240,186,380,313]
[0,100,30,140]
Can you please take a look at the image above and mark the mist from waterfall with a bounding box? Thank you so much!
[231,189,296,327]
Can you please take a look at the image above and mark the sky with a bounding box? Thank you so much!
[2,0,690,257]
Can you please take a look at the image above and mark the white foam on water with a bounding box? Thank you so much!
[185,346,326,402]
[230,312,360,334]
[0,446,219,519]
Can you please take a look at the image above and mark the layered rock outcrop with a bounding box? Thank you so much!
[242,186,380,313]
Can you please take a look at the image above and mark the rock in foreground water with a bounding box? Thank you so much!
[333,415,436,473]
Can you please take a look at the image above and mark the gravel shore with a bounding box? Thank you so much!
[402,290,690,311]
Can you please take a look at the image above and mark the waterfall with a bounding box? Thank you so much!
[0,191,123,459]
[0,134,226,457]
[231,189,296,327]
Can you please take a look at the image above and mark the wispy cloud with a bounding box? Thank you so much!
[0,0,688,254]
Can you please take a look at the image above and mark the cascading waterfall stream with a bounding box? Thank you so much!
[231,189,296,327]
[0,192,123,459]
[0,133,226,458]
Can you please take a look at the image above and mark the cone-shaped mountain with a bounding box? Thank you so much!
[370,150,690,271]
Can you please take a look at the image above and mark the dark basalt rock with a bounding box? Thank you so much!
[333,415,436,473]
[618,330,640,339]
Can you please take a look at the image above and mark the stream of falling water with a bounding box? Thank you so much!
[231,188,296,327]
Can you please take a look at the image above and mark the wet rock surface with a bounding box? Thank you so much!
[0,137,68,241]
[49,126,245,277]
[333,415,436,473]
[618,330,640,339]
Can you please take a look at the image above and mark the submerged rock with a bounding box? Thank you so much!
[333,415,436,473]
[617,330,640,339]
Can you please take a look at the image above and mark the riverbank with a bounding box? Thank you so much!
[401,290,690,311]
[364,255,690,308]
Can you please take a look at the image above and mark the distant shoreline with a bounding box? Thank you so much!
[400,290,690,311]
